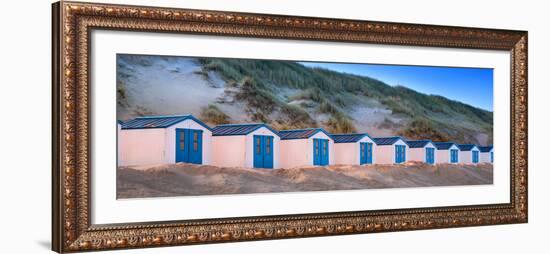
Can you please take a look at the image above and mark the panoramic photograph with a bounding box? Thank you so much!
[116,54,494,199]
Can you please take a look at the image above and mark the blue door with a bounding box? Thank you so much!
[426,147,435,164]
[395,145,399,163]
[175,129,203,164]
[321,139,329,166]
[264,136,274,168]
[366,143,373,164]
[253,135,274,169]
[472,151,479,163]
[313,139,320,166]
[395,145,406,163]
[313,139,329,166]
[450,149,458,163]
[360,142,373,165]
[360,143,366,165]
[490,152,494,163]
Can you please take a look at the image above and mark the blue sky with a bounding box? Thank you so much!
[299,62,494,111]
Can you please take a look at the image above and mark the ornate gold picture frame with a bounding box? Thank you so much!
[52,1,527,252]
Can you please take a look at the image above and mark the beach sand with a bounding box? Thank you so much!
[117,162,493,199]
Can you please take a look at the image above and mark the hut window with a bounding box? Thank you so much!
[256,137,261,153]
[179,131,185,150]
[266,137,271,154]
[193,131,199,151]
[322,140,327,154]
[315,140,319,155]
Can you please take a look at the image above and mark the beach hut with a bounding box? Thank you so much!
[119,115,212,167]
[211,123,280,169]
[372,137,409,164]
[331,133,377,165]
[479,146,494,163]
[278,128,334,168]
[433,142,460,164]
[117,120,122,166]
[457,144,480,164]
[406,140,436,164]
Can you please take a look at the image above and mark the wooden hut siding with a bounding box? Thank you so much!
[480,151,494,163]
[211,135,247,168]
[119,128,166,166]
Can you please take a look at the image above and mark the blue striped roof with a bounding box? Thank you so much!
[330,133,372,143]
[372,136,406,146]
[479,146,493,152]
[406,140,434,148]
[121,115,212,130]
[212,123,279,136]
[457,144,479,151]
[433,142,458,150]
[278,128,332,140]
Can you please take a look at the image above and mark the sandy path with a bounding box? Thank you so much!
[117,162,493,199]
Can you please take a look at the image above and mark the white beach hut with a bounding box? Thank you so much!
[433,142,460,164]
[405,140,436,164]
[278,128,334,168]
[117,120,122,166]
[331,133,377,165]
[479,146,494,163]
[118,115,212,167]
[211,123,280,169]
[372,137,409,164]
[457,144,481,164]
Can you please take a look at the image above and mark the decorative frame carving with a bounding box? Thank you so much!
[52,1,528,252]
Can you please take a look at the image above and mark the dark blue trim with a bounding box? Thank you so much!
[122,126,171,130]
[330,133,373,143]
[434,142,459,150]
[457,144,480,151]
[479,146,494,153]
[121,115,213,131]
[405,140,436,148]
[373,136,408,146]
[279,128,334,141]
[212,123,280,137]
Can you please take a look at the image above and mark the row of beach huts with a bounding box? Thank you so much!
[117,114,494,169]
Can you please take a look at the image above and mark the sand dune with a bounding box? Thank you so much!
[117,162,493,199]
